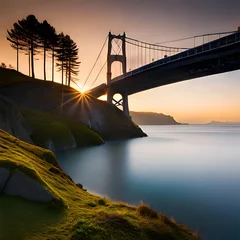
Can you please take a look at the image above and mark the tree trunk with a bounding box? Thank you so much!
[52,47,54,82]
[28,46,31,77]
[61,61,64,85]
[65,64,68,85]
[68,61,71,86]
[31,40,35,78]
[43,45,46,80]
[16,43,19,72]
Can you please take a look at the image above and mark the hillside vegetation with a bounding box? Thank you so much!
[0,129,198,240]
[22,108,104,150]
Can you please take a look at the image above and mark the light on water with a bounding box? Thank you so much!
[57,125,240,240]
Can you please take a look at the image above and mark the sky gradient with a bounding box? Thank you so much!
[1,0,240,123]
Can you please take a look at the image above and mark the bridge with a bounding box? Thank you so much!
[84,29,240,116]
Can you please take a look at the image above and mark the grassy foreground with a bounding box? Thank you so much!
[0,130,199,240]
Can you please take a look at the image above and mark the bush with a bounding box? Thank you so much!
[98,199,106,206]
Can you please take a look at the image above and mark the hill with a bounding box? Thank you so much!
[130,111,181,125]
[0,129,198,240]
[0,93,104,150]
[206,120,240,125]
[0,67,146,140]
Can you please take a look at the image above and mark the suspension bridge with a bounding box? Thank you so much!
[83,29,240,116]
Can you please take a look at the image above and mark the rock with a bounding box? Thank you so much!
[0,95,32,143]
[0,168,10,192]
[76,183,87,191]
[76,183,83,189]
[4,170,53,202]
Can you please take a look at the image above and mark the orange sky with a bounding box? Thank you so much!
[0,0,240,124]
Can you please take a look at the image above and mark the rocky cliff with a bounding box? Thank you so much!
[0,95,32,143]
[130,111,181,125]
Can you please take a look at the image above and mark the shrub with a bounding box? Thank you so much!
[98,199,106,206]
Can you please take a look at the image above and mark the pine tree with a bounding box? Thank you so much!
[6,22,27,72]
[16,15,40,78]
[48,27,58,82]
[38,20,52,80]
[56,34,80,86]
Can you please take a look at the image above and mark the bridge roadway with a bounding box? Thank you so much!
[87,31,240,98]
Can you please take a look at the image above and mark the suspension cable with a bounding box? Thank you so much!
[126,36,188,50]
[81,35,108,90]
[90,60,107,88]
[90,39,123,87]
[154,30,237,44]
[126,40,185,52]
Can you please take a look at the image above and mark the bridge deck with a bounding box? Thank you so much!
[89,32,240,98]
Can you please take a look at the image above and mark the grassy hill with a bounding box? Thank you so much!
[0,129,199,240]
[0,67,146,140]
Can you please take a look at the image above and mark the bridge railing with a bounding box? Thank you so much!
[112,31,240,82]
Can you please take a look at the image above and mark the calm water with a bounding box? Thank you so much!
[57,125,240,240]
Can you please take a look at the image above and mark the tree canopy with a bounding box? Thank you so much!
[6,14,80,86]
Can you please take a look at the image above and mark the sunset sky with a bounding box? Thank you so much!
[0,0,240,124]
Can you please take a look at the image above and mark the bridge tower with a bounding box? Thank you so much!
[107,32,129,116]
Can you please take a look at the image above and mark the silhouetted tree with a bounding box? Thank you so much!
[0,63,7,68]
[56,34,80,86]
[56,33,67,85]
[6,23,26,72]
[48,26,58,82]
[66,38,80,87]
[16,15,40,78]
[38,20,52,80]
[7,15,79,83]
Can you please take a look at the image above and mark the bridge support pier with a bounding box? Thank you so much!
[122,93,129,116]
[107,32,130,117]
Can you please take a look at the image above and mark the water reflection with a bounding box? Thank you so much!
[57,125,240,240]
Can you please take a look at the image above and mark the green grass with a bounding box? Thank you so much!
[21,108,104,149]
[0,129,199,240]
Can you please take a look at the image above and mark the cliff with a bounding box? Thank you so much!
[130,111,181,125]
[0,95,32,143]
[0,68,146,140]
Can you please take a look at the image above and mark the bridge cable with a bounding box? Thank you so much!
[90,40,123,88]
[154,30,237,45]
[125,40,186,52]
[81,35,108,91]
[126,36,188,50]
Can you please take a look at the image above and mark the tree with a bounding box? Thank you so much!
[56,33,67,85]
[48,26,58,82]
[38,20,52,80]
[56,34,80,86]
[0,63,7,68]
[16,15,40,78]
[66,38,80,86]
[6,22,26,72]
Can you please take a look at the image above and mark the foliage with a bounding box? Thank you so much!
[6,15,80,85]
[56,33,80,86]
[0,62,7,68]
